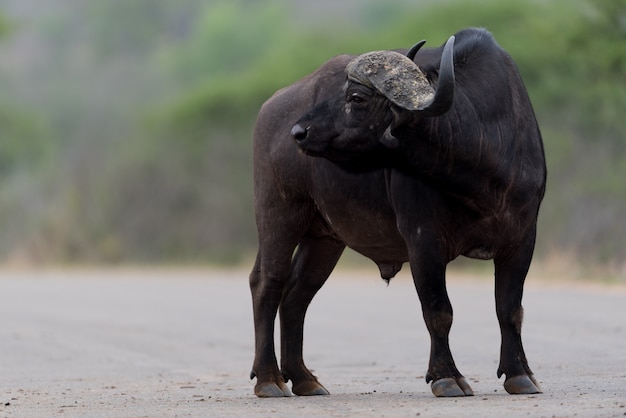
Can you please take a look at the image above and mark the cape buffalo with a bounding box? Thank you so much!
[250,27,546,398]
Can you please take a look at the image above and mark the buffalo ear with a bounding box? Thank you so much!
[380,105,410,149]
[380,127,399,149]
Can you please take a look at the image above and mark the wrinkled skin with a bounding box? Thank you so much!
[250,28,546,398]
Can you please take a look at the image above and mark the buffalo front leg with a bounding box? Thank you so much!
[250,251,294,397]
[280,235,345,396]
[410,256,474,397]
[494,237,542,394]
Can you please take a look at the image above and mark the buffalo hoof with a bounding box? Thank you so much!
[292,380,330,396]
[254,381,293,398]
[431,377,474,397]
[504,375,542,395]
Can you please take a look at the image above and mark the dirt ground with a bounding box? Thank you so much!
[0,267,625,417]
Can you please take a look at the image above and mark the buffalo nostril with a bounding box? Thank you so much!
[291,124,309,141]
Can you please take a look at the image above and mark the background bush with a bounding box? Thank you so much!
[0,0,624,277]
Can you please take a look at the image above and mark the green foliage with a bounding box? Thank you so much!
[84,0,193,58]
[0,104,50,174]
[0,0,624,273]
[167,1,291,84]
[0,11,8,37]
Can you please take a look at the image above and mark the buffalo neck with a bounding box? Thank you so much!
[394,106,545,216]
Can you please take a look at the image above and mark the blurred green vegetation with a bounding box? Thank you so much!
[0,0,624,277]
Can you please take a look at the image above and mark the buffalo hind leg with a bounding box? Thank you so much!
[280,235,345,396]
[410,255,474,397]
[494,234,542,394]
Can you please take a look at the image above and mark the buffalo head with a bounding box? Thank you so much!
[292,36,456,160]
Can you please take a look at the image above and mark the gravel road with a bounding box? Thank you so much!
[1,268,625,417]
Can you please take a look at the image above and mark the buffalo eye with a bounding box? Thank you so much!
[348,93,365,104]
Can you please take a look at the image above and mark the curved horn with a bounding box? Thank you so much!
[346,51,435,111]
[345,35,455,113]
[419,35,455,115]
[406,40,426,61]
